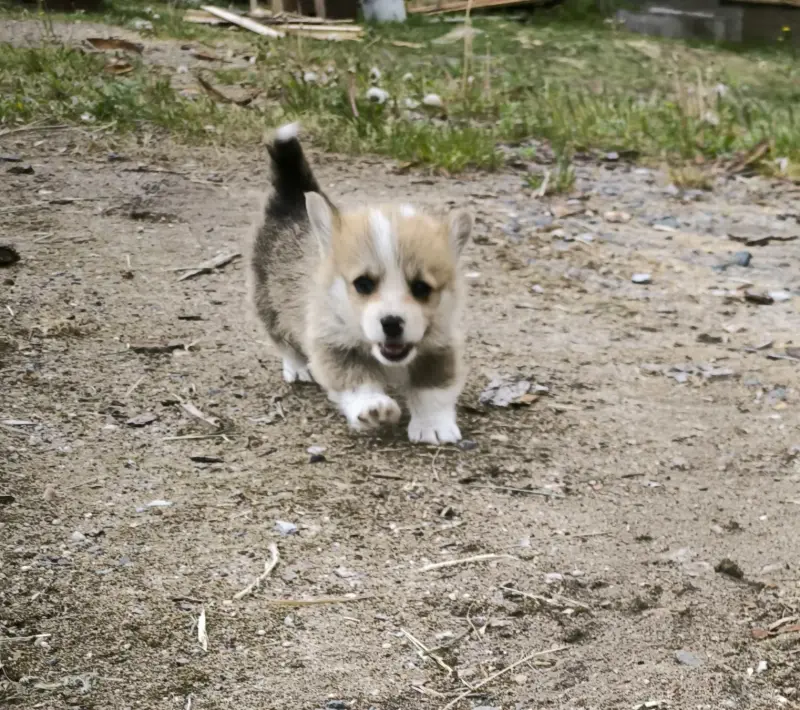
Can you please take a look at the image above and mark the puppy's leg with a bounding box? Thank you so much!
[407,348,463,445]
[310,344,400,431]
[280,347,314,384]
[331,385,401,431]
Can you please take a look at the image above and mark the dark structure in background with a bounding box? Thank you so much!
[615,0,800,46]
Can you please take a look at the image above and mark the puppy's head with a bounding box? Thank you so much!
[307,195,472,366]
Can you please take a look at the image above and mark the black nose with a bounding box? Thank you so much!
[381,316,404,338]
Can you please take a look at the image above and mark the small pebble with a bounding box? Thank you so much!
[70,531,86,543]
[632,273,652,284]
[675,650,703,667]
[544,572,564,584]
[275,520,298,536]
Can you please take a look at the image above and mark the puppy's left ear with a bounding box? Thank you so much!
[447,209,473,257]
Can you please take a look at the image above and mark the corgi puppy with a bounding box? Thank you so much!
[249,123,472,444]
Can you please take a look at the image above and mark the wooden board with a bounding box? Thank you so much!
[731,0,800,6]
[407,0,548,14]
[200,5,285,37]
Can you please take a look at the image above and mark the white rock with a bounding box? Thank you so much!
[544,572,564,585]
[422,93,444,108]
[366,87,390,104]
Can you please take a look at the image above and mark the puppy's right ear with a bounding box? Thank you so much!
[305,192,336,254]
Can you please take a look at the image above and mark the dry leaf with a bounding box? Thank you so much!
[86,37,143,54]
[191,49,223,62]
[195,75,257,106]
[105,60,134,75]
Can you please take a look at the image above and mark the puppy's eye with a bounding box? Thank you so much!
[409,279,432,301]
[353,275,377,295]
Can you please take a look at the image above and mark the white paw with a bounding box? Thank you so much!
[408,414,461,445]
[283,358,313,384]
[348,393,401,431]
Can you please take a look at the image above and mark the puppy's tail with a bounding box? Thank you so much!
[266,122,320,217]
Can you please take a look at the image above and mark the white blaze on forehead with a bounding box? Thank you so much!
[399,204,416,218]
[368,209,396,266]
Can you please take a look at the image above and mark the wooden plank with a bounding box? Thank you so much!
[281,22,362,31]
[200,5,285,37]
[732,0,800,7]
[408,0,546,13]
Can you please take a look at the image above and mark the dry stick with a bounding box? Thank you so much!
[440,645,570,710]
[502,585,591,611]
[417,553,517,573]
[233,543,280,600]
[124,375,145,399]
[470,483,564,499]
[461,0,474,95]
[260,595,371,606]
[180,401,221,429]
[401,628,454,677]
[0,124,68,138]
[0,634,51,644]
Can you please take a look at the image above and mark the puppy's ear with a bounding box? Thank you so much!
[447,209,473,257]
[305,192,337,254]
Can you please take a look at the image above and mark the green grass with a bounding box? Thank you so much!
[1,0,799,174]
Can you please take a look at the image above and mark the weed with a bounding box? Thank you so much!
[668,165,714,191]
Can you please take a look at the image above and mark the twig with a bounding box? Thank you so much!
[470,484,564,499]
[440,645,570,710]
[162,433,229,442]
[0,633,51,644]
[461,0,474,95]
[233,543,279,600]
[536,169,550,198]
[180,401,221,430]
[431,446,442,481]
[176,251,241,281]
[197,608,208,651]
[260,595,371,606]
[401,628,454,676]
[417,553,517,573]
[501,585,591,611]
[0,124,69,138]
[124,375,145,399]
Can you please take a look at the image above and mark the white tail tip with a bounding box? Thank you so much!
[275,122,300,142]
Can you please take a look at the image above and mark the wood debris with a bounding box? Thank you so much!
[233,543,280,600]
[190,5,363,41]
[176,251,241,280]
[199,6,285,38]
[181,401,222,430]
[408,0,548,15]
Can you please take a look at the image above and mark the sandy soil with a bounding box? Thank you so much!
[2,23,800,710]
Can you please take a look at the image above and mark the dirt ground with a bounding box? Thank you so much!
[2,25,800,710]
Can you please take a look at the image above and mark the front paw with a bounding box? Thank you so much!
[348,393,401,431]
[408,413,461,445]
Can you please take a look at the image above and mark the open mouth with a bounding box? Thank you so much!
[378,342,414,363]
